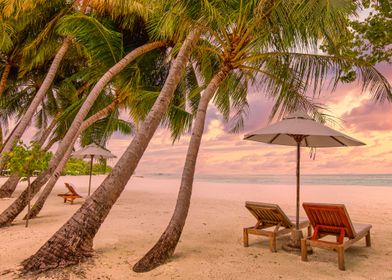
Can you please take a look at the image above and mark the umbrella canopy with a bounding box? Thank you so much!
[72,143,116,196]
[244,111,365,147]
[72,143,116,159]
[243,110,365,249]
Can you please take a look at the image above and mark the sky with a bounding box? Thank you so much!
[101,63,392,176]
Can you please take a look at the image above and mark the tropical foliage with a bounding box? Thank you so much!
[3,142,50,178]
[62,158,112,175]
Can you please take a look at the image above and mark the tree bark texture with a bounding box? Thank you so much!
[133,66,230,272]
[0,174,20,198]
[0,38,72,164]
[0,62,11,96]
[0,124,3,150]
[0,119,20,154]
[21,29,201,274]
[36,116,59,147]
[0,41,165,227]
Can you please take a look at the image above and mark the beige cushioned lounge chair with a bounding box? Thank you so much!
[243,201,311,252]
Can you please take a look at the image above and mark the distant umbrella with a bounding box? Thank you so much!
[244,110,365,248]
[72,143,116,196]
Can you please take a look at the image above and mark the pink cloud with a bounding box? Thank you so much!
[342,99,392,132]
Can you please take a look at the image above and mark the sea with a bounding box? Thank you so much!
[142,173,392,187]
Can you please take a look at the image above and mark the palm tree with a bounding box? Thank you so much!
[133,0,392,271]
[0,45,93,198]
[0,40,168,226]
[0,1,68,147]
[0,0,77,164]
[25,47,199,219]
[0,3,164,226]
[21,27,201,273]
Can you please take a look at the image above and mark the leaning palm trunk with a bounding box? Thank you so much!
[0,118,58,198]
[21,29,201,274]
[133,66,230,272]
[0,124,2,149]
[0,62,11,96]
[0,119,21,154]
[0,38,72,165]
[24,99,119,220]
[0,41,166,228]
[0,175,20,198]
[42,137,59,152]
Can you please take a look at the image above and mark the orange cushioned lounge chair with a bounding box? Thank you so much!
[58,183,82,204]
[301,202,372,270]
[243,201,311,252]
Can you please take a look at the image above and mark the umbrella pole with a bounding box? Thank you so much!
[283,135,308,253]
[296,141,300,230]
[88,155,93,196]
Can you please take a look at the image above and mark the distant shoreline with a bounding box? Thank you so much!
[141,173,392,187]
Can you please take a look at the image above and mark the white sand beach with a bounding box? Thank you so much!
[1,175,392,279]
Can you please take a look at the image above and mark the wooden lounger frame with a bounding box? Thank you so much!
[301,202,372,270]
[57,183,82,204]
[243,201,311,252]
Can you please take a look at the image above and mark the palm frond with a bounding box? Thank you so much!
[57,12,123,67]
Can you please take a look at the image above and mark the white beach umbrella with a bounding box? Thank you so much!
[72,143,116,196]
[244,111,365,247]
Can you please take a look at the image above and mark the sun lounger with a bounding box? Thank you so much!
[243,201,311,252]
[301,202,372,270]
[57,183,82,204]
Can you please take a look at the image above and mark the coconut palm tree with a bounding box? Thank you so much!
[0,0,215,227]
[26,52,200,219]
[133,0,392,271]
[0,39,94,198]
[21,28,200,273]
[0,0,70,148]
[0,2,163,226]
[0,0,79,164]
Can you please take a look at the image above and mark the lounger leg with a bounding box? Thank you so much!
[71,198,74,205]
[307,225,312,237]
[63,198,66,203]
[366,231,371,247]
[301,239,308,262]
[243,228,249,247]
[337,246,345,271]
[269,233,277,252]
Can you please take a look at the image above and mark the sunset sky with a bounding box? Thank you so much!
[17,62,391,177]
[102,63,392,176]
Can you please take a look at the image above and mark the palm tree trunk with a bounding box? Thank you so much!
[133,66,230,272]
[21,29,201,274]
[0,118,57,198]
[0,124,3,151]
[24,99,119,220]
[0,119,20,154]
[0,41,166,228]
[36,116,58,147]
[0,174,20,198]
[0,38,72,164]
[42,137,58,152]
[0,62,11,96]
